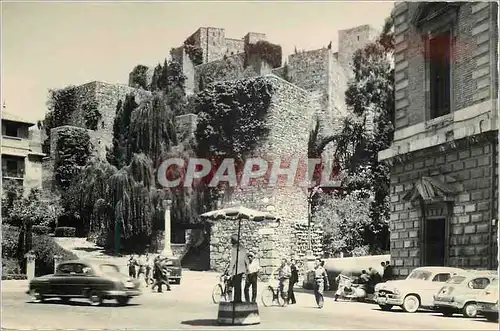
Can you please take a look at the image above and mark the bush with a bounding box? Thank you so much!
[2,274,27,280]
[1,225,78,277]
[54,227,76,237]
[33,225,51,235]
[2,258,22,275]
[33,234,78,276]
[2,225,19,259]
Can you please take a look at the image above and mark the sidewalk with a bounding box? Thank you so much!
[1,280,29,293]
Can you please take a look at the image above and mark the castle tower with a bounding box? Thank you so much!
[337,24,380,76]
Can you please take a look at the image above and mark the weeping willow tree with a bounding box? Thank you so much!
[129,93,178,167]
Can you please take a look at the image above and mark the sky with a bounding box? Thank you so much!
[1,0,394,123]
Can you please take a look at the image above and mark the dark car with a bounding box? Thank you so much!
[165,257,182,285]
[27,260,141,306]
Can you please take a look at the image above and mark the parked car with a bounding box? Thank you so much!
[433,270,497,318]
[374,266,464,313]
[476,278,499,322]
[165,257,182,285]
[27,260,141,306]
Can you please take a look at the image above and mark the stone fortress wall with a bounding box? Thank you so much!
[44,24,378,273]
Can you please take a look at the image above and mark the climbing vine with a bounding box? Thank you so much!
[195,76,276,188]
[54,127,91,190]
[184,36,203,66]
[197,54,257,92]
[42,86,79,154]
[82,100,101,130]
[244,41,282,69]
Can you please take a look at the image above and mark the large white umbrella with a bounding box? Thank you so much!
[200,205,280,324]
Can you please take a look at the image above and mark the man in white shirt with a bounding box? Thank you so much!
[244,251,260,303]
[229,234,248,303]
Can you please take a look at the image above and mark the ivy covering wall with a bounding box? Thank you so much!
[195,76,276,189]
[42,86,79,154]
[244,40,283,69]
[54,127,91,190]
[183,35,203,66]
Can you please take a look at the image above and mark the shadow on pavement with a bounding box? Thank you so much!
[181,319,231,327]
[26,299,140,308]
[371,307,431,313]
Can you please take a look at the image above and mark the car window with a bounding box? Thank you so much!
[468,277,491,290]
[57,264,75,274]
[447,276,466,284]
[70,263,92,275]
[432,273,451,282]
[407,270,432,280]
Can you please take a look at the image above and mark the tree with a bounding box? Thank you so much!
[313,188,373,257]
[338,16,395,251]
[309,17,395,254]
[107,94,138,168]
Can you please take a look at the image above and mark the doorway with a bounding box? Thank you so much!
[424,218,446,266]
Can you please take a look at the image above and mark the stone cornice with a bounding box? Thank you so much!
[379,99,498,161]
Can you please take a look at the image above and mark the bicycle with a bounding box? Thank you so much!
[261,277,288,307]
[212,273,233,304]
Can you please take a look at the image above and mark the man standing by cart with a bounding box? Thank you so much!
[244,251,260,303]
[229,234,248,303]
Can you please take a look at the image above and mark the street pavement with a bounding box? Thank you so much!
[1,271,498,330]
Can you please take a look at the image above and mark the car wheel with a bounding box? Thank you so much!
[174,279,181,285]
[88,291,103,306]
[462,302,477,318]
[379,304,393,311]
[116,297,130,306]
[29,290,44,303]
[60,297,70,304]
[484,312,499,322]
[402,295,420,313]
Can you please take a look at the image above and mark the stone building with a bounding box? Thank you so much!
[378,2,498,277]
[1,110,45,194]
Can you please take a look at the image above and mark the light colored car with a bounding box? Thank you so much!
[476,278,499,322]
[374,266,464,313]
[433,270,497,318]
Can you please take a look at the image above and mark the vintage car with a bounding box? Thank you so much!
[27,260,141,306]
[432,270,497,317]
[476,278,499,322]
[146,256,182,285]
[166,257,182,284]
[374,266,464,313]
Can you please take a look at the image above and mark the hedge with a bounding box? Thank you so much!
[2,225,78,277]
[54,227,76,237]
[33,225,51,235]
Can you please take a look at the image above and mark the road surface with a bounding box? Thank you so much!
[2,271,498,330]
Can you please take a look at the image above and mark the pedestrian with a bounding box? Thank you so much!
[229,234,248,303]
[244,251,259,303]
[359,270,370,284]
[128,255,137,278]
[136,254,146,280]
[288,258,299,304]
[383,261,393,281]
[144,253,153,287]
[152,255,171,292]
[277,258,291,303]
[313,259,329,308]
